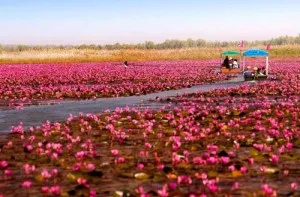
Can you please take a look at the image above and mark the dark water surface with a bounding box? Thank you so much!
[0,75,248,132]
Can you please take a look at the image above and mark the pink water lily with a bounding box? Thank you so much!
[0,61,228,109]
[50,186,61,195]
[0,160,8,168]
[269,154,279,165]
[291,182,298,190]
[22,181,32,188]
[111,149,119,156]
[0,59,299,196]
[41,169,52,179]
[261,184,277,196]
[157,185,169,197]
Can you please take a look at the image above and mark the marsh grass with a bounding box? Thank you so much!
[1,45,300,64]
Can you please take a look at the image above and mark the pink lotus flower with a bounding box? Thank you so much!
[261,184,276,196]
[207,183,219,193]
[207,156,218,165]
[86,163,95,171]
[50,186,61,195]
[42,186,50,193]
[228,165,235,172]
[285,142,293,150]
[157,185,169,197]
[291,182,298,190]
[189,194,207,197]
[219,156,230,165]
[248,157,254,165]
[7,141,13,147]
[23,163,35,174]
[168,182,177,190]
[89,189,97,197]
[232,182,239,190]
[144,142,152,149]
[41,169,52,179]
[22,181,32,188]
[115,157,125,164]
[260,166,267,173]
[228,151,235,157]
[253,143,264,151]
[137,163,144,170]
[206,144,218,152]
[152,160,162,168]
[135,186,146,195]
[193,157,204,164]
[51,169,58,176]
[269,154,279,165]
[72,162,82,171]
[240,166,248,174]
[0,160,8,168]
[111,149,119,156]
[4,169,12,177]
[177,175,192,184]
[77,177,87,185]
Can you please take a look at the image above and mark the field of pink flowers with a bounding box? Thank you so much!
[0,59,299,197]
[0,61,228,110]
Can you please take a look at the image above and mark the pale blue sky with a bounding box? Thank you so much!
[0,0,299,45]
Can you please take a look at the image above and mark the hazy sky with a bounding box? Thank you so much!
[0,0,300,45]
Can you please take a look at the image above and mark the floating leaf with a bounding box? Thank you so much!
[208,170,218,178]
[113,190,134,197]
[232,170,243,177]
[250,148,259,156]
[134,172,149,180]
[167,173,177,179]
[265,167,279,174]
[34,174,43,182]
[67,173,77,182]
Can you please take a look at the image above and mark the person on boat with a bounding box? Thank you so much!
[261,67,266,75]
[233,59,239,69]
[244,70,253,78]
[244,66,254,79]
[124,61,128,68]
[222,56,229,68]
[253,67,258,79]
[257,68,262,75]
[228,57,233,69]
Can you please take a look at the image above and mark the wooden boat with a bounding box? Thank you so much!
[220,50,242,74]
[242,49,269,81]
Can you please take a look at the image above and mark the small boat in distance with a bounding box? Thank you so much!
[220,50,242,74]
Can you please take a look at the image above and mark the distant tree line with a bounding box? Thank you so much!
[1,34,300,52]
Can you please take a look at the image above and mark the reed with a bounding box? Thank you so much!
[1,45,300,64]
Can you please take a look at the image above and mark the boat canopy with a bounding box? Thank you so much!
[243,49,268,57]
[221,50,241,56]
[242,48,270,75]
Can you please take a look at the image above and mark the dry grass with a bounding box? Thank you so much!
[1,45,300,64]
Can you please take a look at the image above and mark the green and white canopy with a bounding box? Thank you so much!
[221,50,241,56]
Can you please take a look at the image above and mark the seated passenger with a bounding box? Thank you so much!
[228,57,233,69]
[244,70,253,79]
[257,68,265,76]
[233,59,239,69]
[124,61,128,68]
[253,67,258,79]
[222,56,229,68]
[261,67,266,75]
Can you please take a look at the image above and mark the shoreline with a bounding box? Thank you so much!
[1,46,300,64]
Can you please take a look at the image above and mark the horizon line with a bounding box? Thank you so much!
[1,34,299,47]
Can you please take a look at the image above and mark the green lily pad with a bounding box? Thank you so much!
[134,172,149,180]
